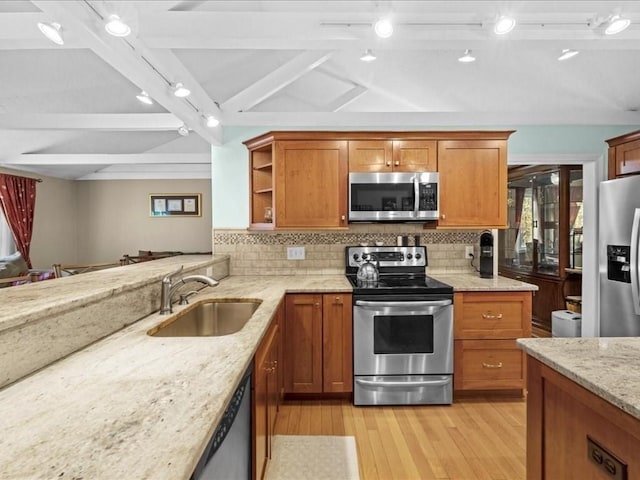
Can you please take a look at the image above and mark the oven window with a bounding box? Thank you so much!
[373,314,434,354]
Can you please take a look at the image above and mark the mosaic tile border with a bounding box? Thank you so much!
[213,229,482,245]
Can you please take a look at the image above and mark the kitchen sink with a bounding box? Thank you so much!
[148,299,261,337]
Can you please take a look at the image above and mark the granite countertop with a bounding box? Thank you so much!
[0,254,219,333]
[430,272,538,291]
[0,269,534,479]
[518,337,640,421]
[0,275,350,480]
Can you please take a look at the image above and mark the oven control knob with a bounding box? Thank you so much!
[415,253,422,260]
[407,253,413,259]
[353,253,360,261]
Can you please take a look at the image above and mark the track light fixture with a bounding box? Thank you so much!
[374,18,393,38]
[205,115,220,128]
[493,15,516,35]
[558,49,579,61]
[105,14,131,37]
[135,91,153,105]
[360,49,377,62]
[458,49,476,63]
[177,124,190,136]
[172,82,191,98]
[37,21,64,45]
[605,14,631,35]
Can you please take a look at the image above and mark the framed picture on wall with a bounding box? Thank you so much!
[149,194,201,217]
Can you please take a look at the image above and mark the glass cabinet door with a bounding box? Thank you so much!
[534,171,559,276]
[569,168,583,269]
[502,178,534,271]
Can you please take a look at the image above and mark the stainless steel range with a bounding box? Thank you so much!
[346,245,454,406]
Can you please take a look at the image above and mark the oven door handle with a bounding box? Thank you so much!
[355,300,452,309]
[355,378,451,388]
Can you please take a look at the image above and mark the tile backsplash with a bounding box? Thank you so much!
[213,224,484,276]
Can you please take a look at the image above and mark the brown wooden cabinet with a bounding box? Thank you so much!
[527,357,640,479]
[245,131,514,230]
[348,139,437,172]
[607,129,640,179]
[438,139,508,228]
[253,300,283,480]
[284,293,352,394]
[275,140,348,229]
[453,291,531,393]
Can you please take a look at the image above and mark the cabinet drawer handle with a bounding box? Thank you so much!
[386,161,391,166]
[482,312,503,319]
[482,362,503,369]
[440,213,446,220]
[314,302,320,307]
[394,161,399,166]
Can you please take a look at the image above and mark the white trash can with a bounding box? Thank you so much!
[551,310,582,337]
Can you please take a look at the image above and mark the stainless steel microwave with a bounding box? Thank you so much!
[349,172,439,222]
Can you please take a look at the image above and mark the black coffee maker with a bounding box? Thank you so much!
[479,230,494,278]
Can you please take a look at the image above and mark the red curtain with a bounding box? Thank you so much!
[0,174,37,268]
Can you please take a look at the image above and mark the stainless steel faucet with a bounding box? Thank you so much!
[159,266,219,314]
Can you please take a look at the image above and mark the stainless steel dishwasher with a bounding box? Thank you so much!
[191,365,252,480]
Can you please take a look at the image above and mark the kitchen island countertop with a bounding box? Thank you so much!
[518,337,640,421]
[0,275,349,480]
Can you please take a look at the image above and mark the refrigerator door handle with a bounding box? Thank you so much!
[630,208,640,315]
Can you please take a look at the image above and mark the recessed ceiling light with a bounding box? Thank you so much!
[172,82,191,98]
[458,49,476,63]
[135,90,153,105]
[374,18,393,38]
[205,115,220,127]
[360,49,377,62]
[494,15,516,35]
[177,124,190,136]
[605,14,631,35]
[558,49,579,61]
[105,14,131,37]
[37,22,64,45]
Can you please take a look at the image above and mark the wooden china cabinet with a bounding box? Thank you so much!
[498,165,583,336]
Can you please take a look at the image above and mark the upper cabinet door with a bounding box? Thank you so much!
[348,140,393,172]
[348,140,437,172]
[392,140,438,172]
[438,139,508,228]
[275,140,348,228]
[614,138,640,178]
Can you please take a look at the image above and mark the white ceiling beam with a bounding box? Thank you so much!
[30,1,221,145]
[325,85,368,112]
[0,114,181,131]
[2,153,210,166]
[221,50,333,113]
[222,110,640,126]
[77,164,211,181]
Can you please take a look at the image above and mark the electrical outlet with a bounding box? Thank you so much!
[465,245,474,258]
[287,246,306,260]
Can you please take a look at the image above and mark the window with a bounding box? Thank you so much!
[0,208,16,257]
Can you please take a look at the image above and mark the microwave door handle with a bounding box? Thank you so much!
[413,176,419,218]
[631,208,640,315]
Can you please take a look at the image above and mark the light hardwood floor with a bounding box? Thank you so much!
[274,397,526,480]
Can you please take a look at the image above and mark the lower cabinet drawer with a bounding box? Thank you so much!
[454,339,525,391]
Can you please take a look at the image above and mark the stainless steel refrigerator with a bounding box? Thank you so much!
[599,175,640,336]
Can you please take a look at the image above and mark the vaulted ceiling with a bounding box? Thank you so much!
[1,1,639,180]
